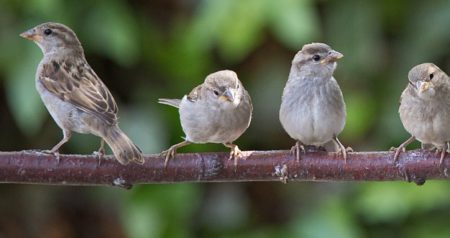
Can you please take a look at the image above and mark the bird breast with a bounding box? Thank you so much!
[178,95,251,143]
[399,89,450,146]
[280,76,346,145]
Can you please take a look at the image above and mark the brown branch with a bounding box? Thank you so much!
[0,150,449,188]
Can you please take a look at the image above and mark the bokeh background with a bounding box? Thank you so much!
[1,0,450,237]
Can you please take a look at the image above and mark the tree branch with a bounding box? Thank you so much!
[0,150,448,188]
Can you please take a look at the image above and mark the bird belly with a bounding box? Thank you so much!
[179,99,249,144]
[405,120,449,148]
[281,104,342,145]
[400,102,450,148]
[36,81,96,135]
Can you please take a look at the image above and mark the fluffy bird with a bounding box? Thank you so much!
[159,70,252,166]
[20,22,143,164]
[394,63,450,165]
[279,43,347,161]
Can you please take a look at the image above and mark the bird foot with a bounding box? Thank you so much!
[93,148,105,166]
[290,142,305,162]
[392,147,406,162]
[337,147,348,163]
[41,149,61,163]
[228,145,245,167]
[345,147,354,152]
[439,149,447,167]
[161,147,177,168]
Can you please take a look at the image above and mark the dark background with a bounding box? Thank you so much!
[1,0,450,237]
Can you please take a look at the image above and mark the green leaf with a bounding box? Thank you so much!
[188,0,267,62]
[84,0,140,66]
[340,92,376,140]
[5,46,46,136]
[269,0,319,49]
[355,181,450,224]
[292,198,363,238]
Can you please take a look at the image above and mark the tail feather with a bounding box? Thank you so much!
[158,98,181,108]
[103,126,144,165]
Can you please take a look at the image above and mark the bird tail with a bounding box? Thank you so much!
[158,98,181,108]
[103,126,144,165]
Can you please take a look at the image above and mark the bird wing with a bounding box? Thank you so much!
[186,84,202,102]
[39,59,119,125]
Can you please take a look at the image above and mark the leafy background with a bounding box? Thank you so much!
[0,0,450,237]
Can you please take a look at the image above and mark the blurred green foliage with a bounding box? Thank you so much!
[0,0,449,237]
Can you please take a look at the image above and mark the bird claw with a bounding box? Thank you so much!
[290,142,305,162]
[439,147,447,166]
[392,146,407,162]
[345,147,354,152]
[41,149,61,163]
[228,145,245,167]
[93,148,105,166]
[161,147,176,168]
[337,147,347,163]
[160,141,191,168]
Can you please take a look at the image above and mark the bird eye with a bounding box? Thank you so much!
[43,29,53,36]
[312,55,321,61]
[213,90,220,96]
[429,73,434,80]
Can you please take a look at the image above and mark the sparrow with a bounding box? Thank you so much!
[394,63,450,165]
[279,43,348,161]
[20,22,144,165]
[159,70,253,166]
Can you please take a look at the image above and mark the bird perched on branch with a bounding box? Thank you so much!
[394,63,450,165]
[159,70,252,167]
[20,22,143,165]
[279,43,348,161]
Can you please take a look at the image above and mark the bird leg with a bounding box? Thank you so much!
[224,142,244,166]
[393,136,416,162]
[439,142,448,166]
[291,141,305,162]
[333,136,347,163]
[94,139,106,166]
[44,130,72,162]
[161,140,191,167]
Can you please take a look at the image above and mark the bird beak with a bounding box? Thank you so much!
[418,81,432,93]
[219,88,235,102]
[20,28,42,42]
[321,50,344,64]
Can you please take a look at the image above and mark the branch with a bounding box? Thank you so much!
[0,150,448,188]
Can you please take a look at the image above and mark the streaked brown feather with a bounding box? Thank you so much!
[186,85,202,102]
[39,59,118,125]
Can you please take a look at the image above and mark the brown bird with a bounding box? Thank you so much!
[279,43,348,161]
[159,70,253,167]
[20,22,143,164]
[394,63,450,165]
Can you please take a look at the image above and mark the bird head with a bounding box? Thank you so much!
[408,63,448,98]
[292,43,343,77]
[20,22,83,56]
[204,70,244,108]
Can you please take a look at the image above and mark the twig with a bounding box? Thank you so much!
[0,150,448,188]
